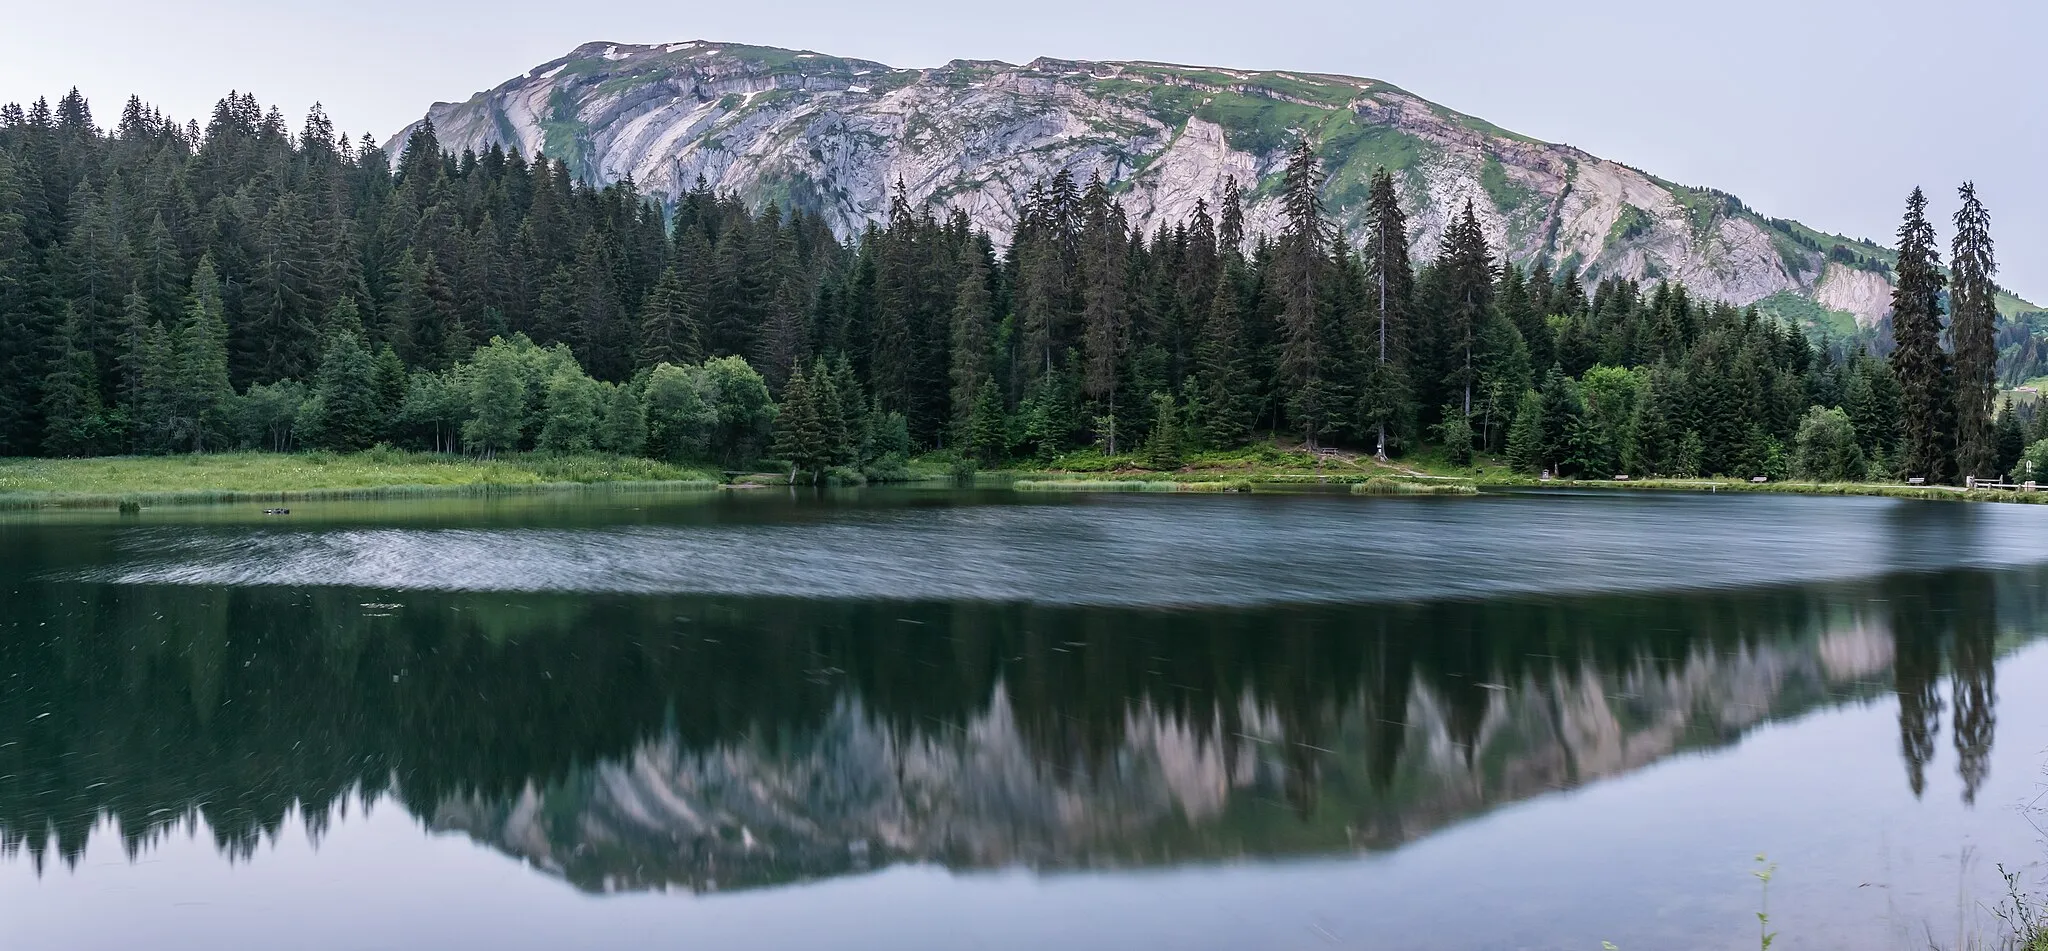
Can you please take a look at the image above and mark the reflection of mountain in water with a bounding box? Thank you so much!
[0,571,2021,892]
[431,625,1899,893]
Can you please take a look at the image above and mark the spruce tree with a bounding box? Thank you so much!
[1505,389,1543,473]
[0,151,48,455]
[1629,367,1684,476]
[1888,188,1954,483]
[825,354,863,465]
[1198,260,1255,448]
[1536,366,1582,476]
[1993,401,2026,478]
[807,356,851,466]
[40,306,112,457]
[967,381,1006,465]
[373,344,409,425]
[1949,183,1998,480]
[1217,176,1245,256]
[133,320,177,454]
[638,265,703,368]
[304,331,382,451]
[948,255,994,435]
[169,257,234,452]
[1358,167,1414,459]
[1275,141,1335,449]
[772,362,830,482]
[1142,391,1183,470]
[115,288,152,416]
[1436,200,1495,419]
[1078,176,1129,450]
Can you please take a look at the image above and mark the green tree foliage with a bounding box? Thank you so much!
[2018,438,2048,485]
[302,331,383,451]
[399,369,472,454]
[168,258,234,452]
[1505,389,1543,474]
[238,380,306,453]
[1433,201,1495,419]
[643,362,716,463]
[1433,405,1473,466]
[948,254,995,438]
[1275,141,1341,448]
[0,86,1977,482]
[1736,424,1787,481]
[638,265,703,369]
[40,307,115,456]
[1992,401,2025,479]
[597,381,648,456]
[966,381,1006,466]
[1358,167,1414,459]
[536,370,602,453]
[1889,188,1953,483]
[1197,260,1257,449]
[1536,366,1583,476]
[704,355,776,469]
[462,341,530,457]
[1142,392,1183,470]
[1948,183,1997,479]
[1574,366,1643,477]
[1793,407,1865,481]
[772,361,832,482]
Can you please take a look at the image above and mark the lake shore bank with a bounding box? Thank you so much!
[4,447,2043,510]
[0,451,721,510]
[982,444,2048,504]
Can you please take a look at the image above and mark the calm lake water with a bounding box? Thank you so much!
[2,488,2046,950]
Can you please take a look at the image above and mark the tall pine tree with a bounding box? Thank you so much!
[1888,188,1953,483]
[1358,167,1413,459]
[1948,182,1997,480]
[1274,141,1337,449]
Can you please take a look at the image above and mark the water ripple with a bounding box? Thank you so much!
[70,492,2048,606]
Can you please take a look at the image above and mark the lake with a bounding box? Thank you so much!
[2,488,2044,950]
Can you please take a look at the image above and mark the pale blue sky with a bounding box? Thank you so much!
[3,0,2041,300]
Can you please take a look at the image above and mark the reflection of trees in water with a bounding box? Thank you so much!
[1886,570,2003,803]
[1892,592,1946,799]
[0,570,2029,881]
[1951,576,1997,805]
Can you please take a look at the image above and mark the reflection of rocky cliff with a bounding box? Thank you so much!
[430,625,1897,894]
[0,570,2024,886]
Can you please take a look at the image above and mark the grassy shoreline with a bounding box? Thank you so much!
[5,447,2043,510]
[977,444,2048,504]
[0,451,721,511]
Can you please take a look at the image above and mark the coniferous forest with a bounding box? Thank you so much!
[0,90,2035,485]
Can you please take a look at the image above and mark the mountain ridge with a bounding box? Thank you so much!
[392,39,2036,329]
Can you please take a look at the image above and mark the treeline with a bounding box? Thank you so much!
[0,90,2032,482]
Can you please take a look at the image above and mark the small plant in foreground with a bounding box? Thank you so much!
[1997,864,2047,951]
[1754,853,1778,950]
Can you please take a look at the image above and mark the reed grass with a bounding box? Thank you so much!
[1012,479,1252,493]
[1351,477,1479,496]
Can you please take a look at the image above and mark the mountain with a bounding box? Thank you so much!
[395,40,2024,330]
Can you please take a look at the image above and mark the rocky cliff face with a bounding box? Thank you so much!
[396,41,1913,326]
